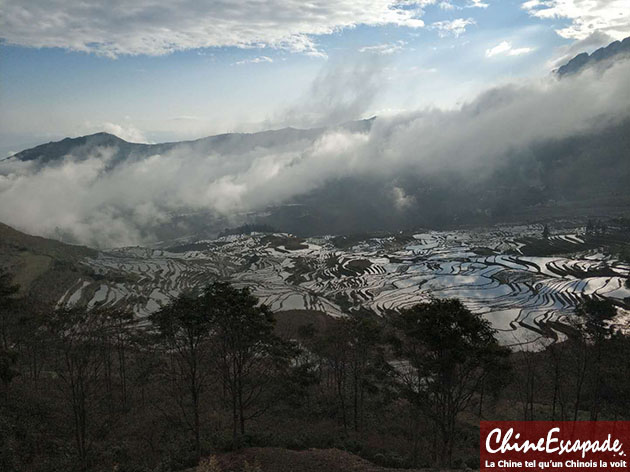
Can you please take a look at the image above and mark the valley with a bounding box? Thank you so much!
[58,222,630,348]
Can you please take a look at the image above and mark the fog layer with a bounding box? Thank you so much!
[1,59,629,247]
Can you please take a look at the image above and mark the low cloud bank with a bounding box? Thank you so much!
[1,59,629,247]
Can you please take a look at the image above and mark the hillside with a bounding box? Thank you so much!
[0,222,95,302]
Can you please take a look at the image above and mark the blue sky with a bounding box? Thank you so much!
[1,0,628,155]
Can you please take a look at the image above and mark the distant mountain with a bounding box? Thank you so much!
[12,132,136,163]
[556,36,630,77]
[10,118,375,166]
[5,108,630,242]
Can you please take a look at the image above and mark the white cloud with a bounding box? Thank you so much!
[0,0,433,58]
[509,47,534,56]
[485,40,533,57]
[234,56,274,65]
[391,186,416,210]
[169,115,205,122]
[523,0,630,41]
[101,123,151,143]
[79,121,151,143]
[430,18,476,37]
[438,0,488,9]
[359,40,407,55]
[279,55,388,128]
[486,41,512,57]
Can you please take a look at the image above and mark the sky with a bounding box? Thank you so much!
[0,0,629,156]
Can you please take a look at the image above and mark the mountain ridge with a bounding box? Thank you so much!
[11,37,630,162]
[556,36,630,77]
[9,117,376,164]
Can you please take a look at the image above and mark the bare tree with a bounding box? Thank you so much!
[203,282,289,445]
[150,291,214,461]
[389,298,510,468]
[45,307,109,471]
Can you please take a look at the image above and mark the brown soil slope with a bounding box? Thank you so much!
[0,221,96,302]
[196,447,439,472]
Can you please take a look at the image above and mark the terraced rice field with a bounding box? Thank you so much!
[58,224,630,347]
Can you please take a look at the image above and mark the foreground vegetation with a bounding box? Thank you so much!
[1,270,630,472]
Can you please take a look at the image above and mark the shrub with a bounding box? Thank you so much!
[197,456,222,472]
[243,460,263,472]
